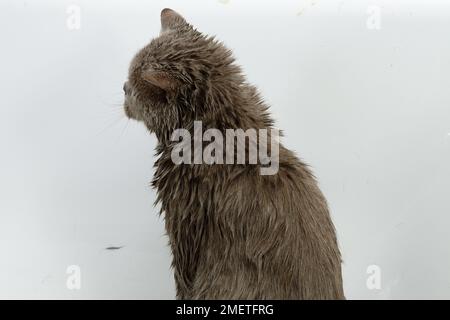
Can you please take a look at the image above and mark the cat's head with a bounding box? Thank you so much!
[124,8,242,141]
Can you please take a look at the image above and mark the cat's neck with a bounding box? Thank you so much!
[155,82,274,146]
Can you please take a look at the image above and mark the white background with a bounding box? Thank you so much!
[1,0,449,299]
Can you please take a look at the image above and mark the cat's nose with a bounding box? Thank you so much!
[123,81,130,94]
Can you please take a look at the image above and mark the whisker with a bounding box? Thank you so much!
[116,118,130,144]
[96,114,126,136]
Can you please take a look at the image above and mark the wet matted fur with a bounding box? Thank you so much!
[123,8,345,299]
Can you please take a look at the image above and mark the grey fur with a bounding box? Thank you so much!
[123,8,345,299]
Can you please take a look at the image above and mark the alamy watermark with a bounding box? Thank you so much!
[170,121,280,175]
[366,5,381,30]
[66,5,81,31]
[66,265,81,290]
[366,264,381,290]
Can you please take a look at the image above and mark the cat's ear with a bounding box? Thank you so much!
[160,8,187,32]
[142,69,178,92]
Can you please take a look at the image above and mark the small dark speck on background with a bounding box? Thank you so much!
[105,246,124,250]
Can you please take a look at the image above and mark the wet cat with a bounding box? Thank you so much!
[123,8,344,299]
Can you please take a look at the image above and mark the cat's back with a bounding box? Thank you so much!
[208,148,345,299]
